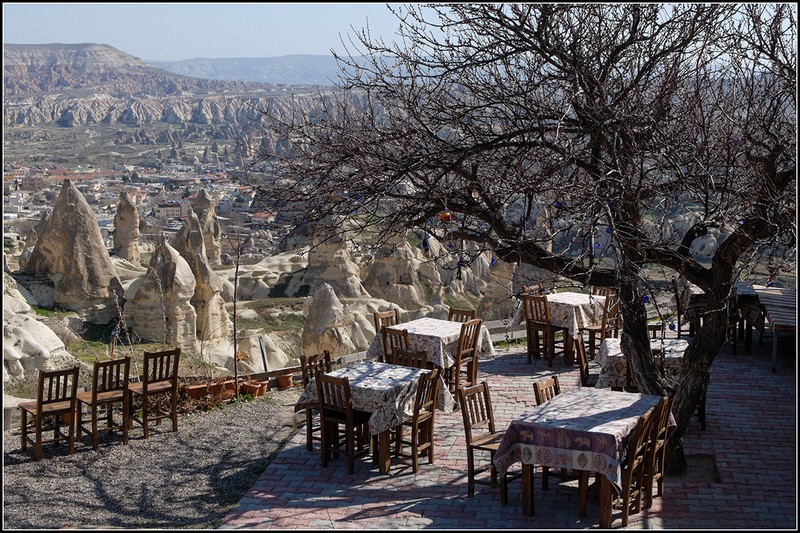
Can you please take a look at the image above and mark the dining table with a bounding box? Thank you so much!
[493,387,663,528]
[594,337,689,389]
[366,316,496,371]
[294,360,453,474]
[512,291,607,365]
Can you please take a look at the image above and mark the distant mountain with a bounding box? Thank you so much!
[147,54,346,86]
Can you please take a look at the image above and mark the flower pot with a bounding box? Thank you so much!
[240,382,261,396]
[252,380,269,396]
[182,383,209,400]
[276,373,294,390]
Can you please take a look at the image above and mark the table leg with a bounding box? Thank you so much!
[378,430,391,474]
[564,335,574,365]
[599,475,612,528]
[771,331,778,373]
[522,463,534,516]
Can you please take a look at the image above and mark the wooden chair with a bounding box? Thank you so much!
[644,394,674,509]
[374,309,401,362]
[615,406,655,527]
[394,367,440,473]
[575,335,599,388]
[447,307,477,323]
[522,294,566,366]
[19,366,81,460]
[383,328,411,365]
[315,373,372,474]
[457,381,521,505]
[127,348,180,439]
[533,375,561,405]
[393,349,431,369]
[299,351,332,452]
[76,356,131,450]
[671,277,702,337]
[533,375,580,492]
[447,318,482,393]
[582,292,621,359]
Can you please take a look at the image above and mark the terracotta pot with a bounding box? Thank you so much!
[253,380,269,396]
[240,382,261,396]
[276,373,294,389]
[182,383,209,399]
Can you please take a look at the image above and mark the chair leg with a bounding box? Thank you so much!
[306,410,314,452]
[542,466,550,490]
[142,394,149,439]
[578,470,590,517]
[35,415,43,461]
[122,398,129,445]
[20,410,28,452]
[467,450,475,497]
[91,403,99,450]
[171,390,179,432]
[411,428,419,473]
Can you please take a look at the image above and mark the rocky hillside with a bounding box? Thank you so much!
[3,43,334,165]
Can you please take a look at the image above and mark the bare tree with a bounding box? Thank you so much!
[245,4,796,471]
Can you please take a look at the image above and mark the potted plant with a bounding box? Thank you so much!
[276,371,294,390]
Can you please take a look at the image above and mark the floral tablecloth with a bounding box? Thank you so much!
[594,338,689,389]
[511,292,606,340]
[493,388,661,492]
[294,361,453,435]
[366,317,496,370]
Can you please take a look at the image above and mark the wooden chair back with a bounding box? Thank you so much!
[533,375,561,405]
[316,373,354,421]
[373,308,401,332]
[414,367,440,418]
[522,283,546,295]
[141,348,181,392]
[300,351,332,388]
[458,381,496,442]
[523,294,550,323]
[619,406,655,526]
[383,328,411,365]
[450,318,482,390]
[393,349,430,369]
[644,394,675,508]
[91,357,130,397]
[591,286,616,298]
[37,366,81,410]
[447,307,477,323]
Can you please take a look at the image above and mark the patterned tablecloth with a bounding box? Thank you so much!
[493,388,662,492]
[366,317,496,370]
[511,292,606,338]
[546,292,606,339]
[294,361,453,435]
[594,338,689,389]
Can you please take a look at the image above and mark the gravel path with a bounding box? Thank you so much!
[2,387,302,529]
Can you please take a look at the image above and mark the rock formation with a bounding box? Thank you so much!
[112,190,141,264]
[17,212,49,273]
[477,257,518,321]
[285,217,368,298]
[21,179,124,323]
[3,271,85,387]
[301,283,369,358]
[191,189,222,265]
[171,209,231,342]
[362,232,427,310]
[127,234,198,353]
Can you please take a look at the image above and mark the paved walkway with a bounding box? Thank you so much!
[220,333,797,529]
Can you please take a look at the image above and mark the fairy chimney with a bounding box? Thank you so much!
[172,208,231,342]
[127,234,198,352]
[23,179,124,323]
[113,190,141,264]
[192,188,222,265]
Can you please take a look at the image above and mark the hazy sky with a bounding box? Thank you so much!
[2,3,404,61]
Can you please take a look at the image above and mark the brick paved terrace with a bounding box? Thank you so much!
[220,332,796,530]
